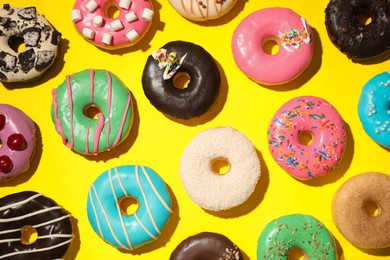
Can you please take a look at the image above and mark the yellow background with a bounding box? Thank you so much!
[1,0,390,259]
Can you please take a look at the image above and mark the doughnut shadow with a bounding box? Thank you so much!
[205,148,269,218]
[1,122,42,187]
[259,28,323,91]
[352,50,390,65]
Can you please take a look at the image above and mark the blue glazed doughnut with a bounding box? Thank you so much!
[358,71,390,148]
[87,165,173,250]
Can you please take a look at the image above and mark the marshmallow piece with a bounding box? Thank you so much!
[126,29,139,42]
[142,8,154,21]
[86,0,99,12]
[71,9,82,22]
[82,28,95,39]
[119,0,131,9]
[93,15,103,27]
[102,33,113,45]
[110,20,124,31]
[125,12,137,23]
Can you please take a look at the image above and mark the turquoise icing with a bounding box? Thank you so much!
[87,165,172,250]
[358,71,390,148]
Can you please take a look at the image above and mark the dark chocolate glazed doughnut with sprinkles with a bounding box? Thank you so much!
[142,40,221,120]
[170,232,244,260]
[0,191,73,259]
[0,4,61,82]
[325,0,390,59]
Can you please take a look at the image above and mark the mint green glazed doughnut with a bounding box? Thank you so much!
[51,69,133,155]
[257,214,337,259]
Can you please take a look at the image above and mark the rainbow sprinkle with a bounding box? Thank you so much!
[278,17,311,52]
[152,48,187,80]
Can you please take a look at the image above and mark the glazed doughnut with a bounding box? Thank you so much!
[232,7,314,85]
[179,126,260,211]
[142,41,221,120]
[268,96,347,180]
[0,4,61,82]
[0,104,36,182]
[170,232,244,260]
[51,69,134,155]
[168,0,238,21]
[325,0,390,59]
[332,172,390,248]
[358,71,390,148]
[87,165,172,250]
[257,214,337,259]
[0,191,73,259]
[72,0,154,49]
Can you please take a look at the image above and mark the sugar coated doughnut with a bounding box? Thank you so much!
[232,7,314,85]
[0,104,36,182]
[87,165,173,250]
[170,232,244,260]
[51,69,133,155]
[168,0,238,21]
[325,0,390,59]
[0,4,61,82]
[268,96,347,180]
[332,172,390,248]
[180,126,260,211]
[358,71,390,148]
[0,191,73,259]
[72,0,154,49]
[257,214,337,259]
[142,40,221,120]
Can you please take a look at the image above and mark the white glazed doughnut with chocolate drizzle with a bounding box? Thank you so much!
[168,0,238,21]
[0,4,61,83]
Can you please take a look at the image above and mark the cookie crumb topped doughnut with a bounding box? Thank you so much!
[168,0,238,21]
[0,104,36,182]
[170,232,244,260]
[0,191,74,259]
[51,69,134,155]
[358,71,390,148]
[0,5,61,82]
[180,126,260,211]
[332,172,390,248]
[72,0,154,49]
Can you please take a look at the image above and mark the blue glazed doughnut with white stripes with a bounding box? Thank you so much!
[87,165,173,250]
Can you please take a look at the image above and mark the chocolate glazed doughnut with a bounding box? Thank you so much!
[325,0,390,59]
[0,191,73,259]
[142,41,221,120]
[170,232,244,260]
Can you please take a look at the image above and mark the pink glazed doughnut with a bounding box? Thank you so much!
[232,7,314,85]
[71,0,154,49]
[0,104,36,182]
[268,96,347,180]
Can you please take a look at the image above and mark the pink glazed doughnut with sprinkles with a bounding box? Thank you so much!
[71,0,154,49]
[268,96,347,180]
[232,7,314,85]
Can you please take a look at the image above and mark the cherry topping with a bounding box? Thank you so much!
[0,155,13,173]
[7,133,27,151]
[0,114,5,131]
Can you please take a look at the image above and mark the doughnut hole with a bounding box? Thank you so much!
[8,35,26,53]
[288,247,306,260]
[83,104,103,120]
[173,72,190,90]
[104,1,120,19]
[262,37,280,56]
[211,157,231,175]
[21,225,38,245]
[119,196,139,216]
[298,131,314,146]
[357,8,373,26]
[363,200,380,217]
[0,138,2,149]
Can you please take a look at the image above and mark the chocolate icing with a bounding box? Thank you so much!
[0,191,73,259]
[170,232,244,260]
[142,41,221,120]
[325,0,390,59]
